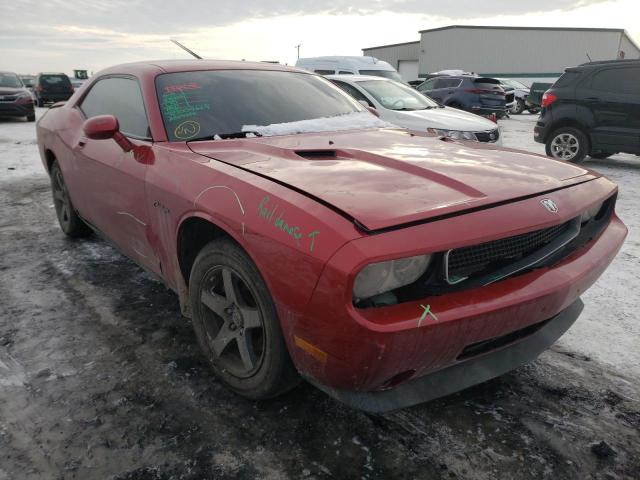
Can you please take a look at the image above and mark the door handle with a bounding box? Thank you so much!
[77,137,87,148]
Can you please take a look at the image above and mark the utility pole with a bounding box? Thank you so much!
[294,44,301,60]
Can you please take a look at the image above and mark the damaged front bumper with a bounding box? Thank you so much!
[307,299,583,413]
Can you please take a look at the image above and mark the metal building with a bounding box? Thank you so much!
[363,25,640,83]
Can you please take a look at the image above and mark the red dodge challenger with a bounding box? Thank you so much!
[36,60,626,412]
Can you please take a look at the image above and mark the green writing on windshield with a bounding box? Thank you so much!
[258,196,320,252]
[161,91,210,122]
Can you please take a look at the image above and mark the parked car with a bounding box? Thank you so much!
[496,78,534,114]
[527,82,553,111]
[534,59,640,163]
[19,75,35,90]
[34,72,74,107]
[296,56,404,82]
[36,60,626,412]
[0,71,35,121]
[328,75,501,144]
[417,75,511,116]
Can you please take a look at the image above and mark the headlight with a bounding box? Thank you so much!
[353,254,431,300]
[429,129,477,141]
[580,201,603,223]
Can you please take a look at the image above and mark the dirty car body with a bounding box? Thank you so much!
[36,60,627,412]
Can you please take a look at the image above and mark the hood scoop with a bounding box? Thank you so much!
[295,149,337,159]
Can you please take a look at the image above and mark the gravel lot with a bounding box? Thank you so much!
[1,110,639,480]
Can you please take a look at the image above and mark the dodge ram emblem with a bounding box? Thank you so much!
[540,198,558,213]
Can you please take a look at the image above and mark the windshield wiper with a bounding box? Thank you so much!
[187,130,263,142]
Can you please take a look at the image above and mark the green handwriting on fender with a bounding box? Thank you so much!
[258,196,320,252]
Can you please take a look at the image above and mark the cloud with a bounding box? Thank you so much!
[2,0,610,36]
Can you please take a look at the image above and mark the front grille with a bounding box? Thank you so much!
[447,221,570,281]
[474,129,500,143]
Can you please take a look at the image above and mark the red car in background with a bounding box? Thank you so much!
[36,60,626,412]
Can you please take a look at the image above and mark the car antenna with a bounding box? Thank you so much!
[170,39,203,59]
[586,52,593,62]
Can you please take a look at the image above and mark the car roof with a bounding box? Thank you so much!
[296,56,394,71]
[94,59,308,78]
[326,74,396,83]
[577,59,640,68]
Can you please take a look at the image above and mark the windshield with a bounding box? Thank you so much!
[357,80,439,110]
[359,70,404,82]
[156,70,367,141]
[501,79,529,89]
[0,72,23,88]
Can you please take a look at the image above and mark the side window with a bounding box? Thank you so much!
[338,71,354,75]
[332,81,374,107]
[590,67,640,95]
[314,69,335,75]
[418,78,439,91]
[80,77,150,138]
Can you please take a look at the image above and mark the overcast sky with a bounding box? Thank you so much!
[2,0,639,74]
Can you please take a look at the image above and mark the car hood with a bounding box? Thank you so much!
[0,87,27,95]
[386,106,497,131]
[189,128,596,231]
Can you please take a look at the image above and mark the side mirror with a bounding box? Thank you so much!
[83,115,118,140]
[83,115,133,152]
[366,106,379,118]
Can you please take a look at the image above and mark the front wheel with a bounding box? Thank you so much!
[50,161,92,237]
[189,239,299,399]
[545,127,589,163]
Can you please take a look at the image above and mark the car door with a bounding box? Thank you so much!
[581,66,640,152]
[71,76,156,267]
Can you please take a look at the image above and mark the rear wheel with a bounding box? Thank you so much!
[36,96,44,107]
[510,98,525,114]
[545,127,589,163]
[50,161,92,237]
[189,239,299,399]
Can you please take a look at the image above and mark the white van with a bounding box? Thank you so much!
[295,56,404,82]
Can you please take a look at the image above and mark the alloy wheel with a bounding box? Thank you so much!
[550,133,579,160]
[52,169,72,230]
[199,266,266,378]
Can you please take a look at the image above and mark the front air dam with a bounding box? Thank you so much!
[307,299,584,413]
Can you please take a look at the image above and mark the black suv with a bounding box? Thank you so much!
[534,60,640,163]
[34,72,74,107]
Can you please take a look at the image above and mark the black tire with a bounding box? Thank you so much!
[36,97,43,107]
[590,152,613,159]
[26,114,35,122]
[497,111,509,119]
[545,127,589,163]
[189,239,299,399]
[510,98,525,114]
[528,107,540,114]
[50,161,92,237]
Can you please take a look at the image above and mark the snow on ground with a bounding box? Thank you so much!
[1,109,638,382]
[500,113,640,382]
